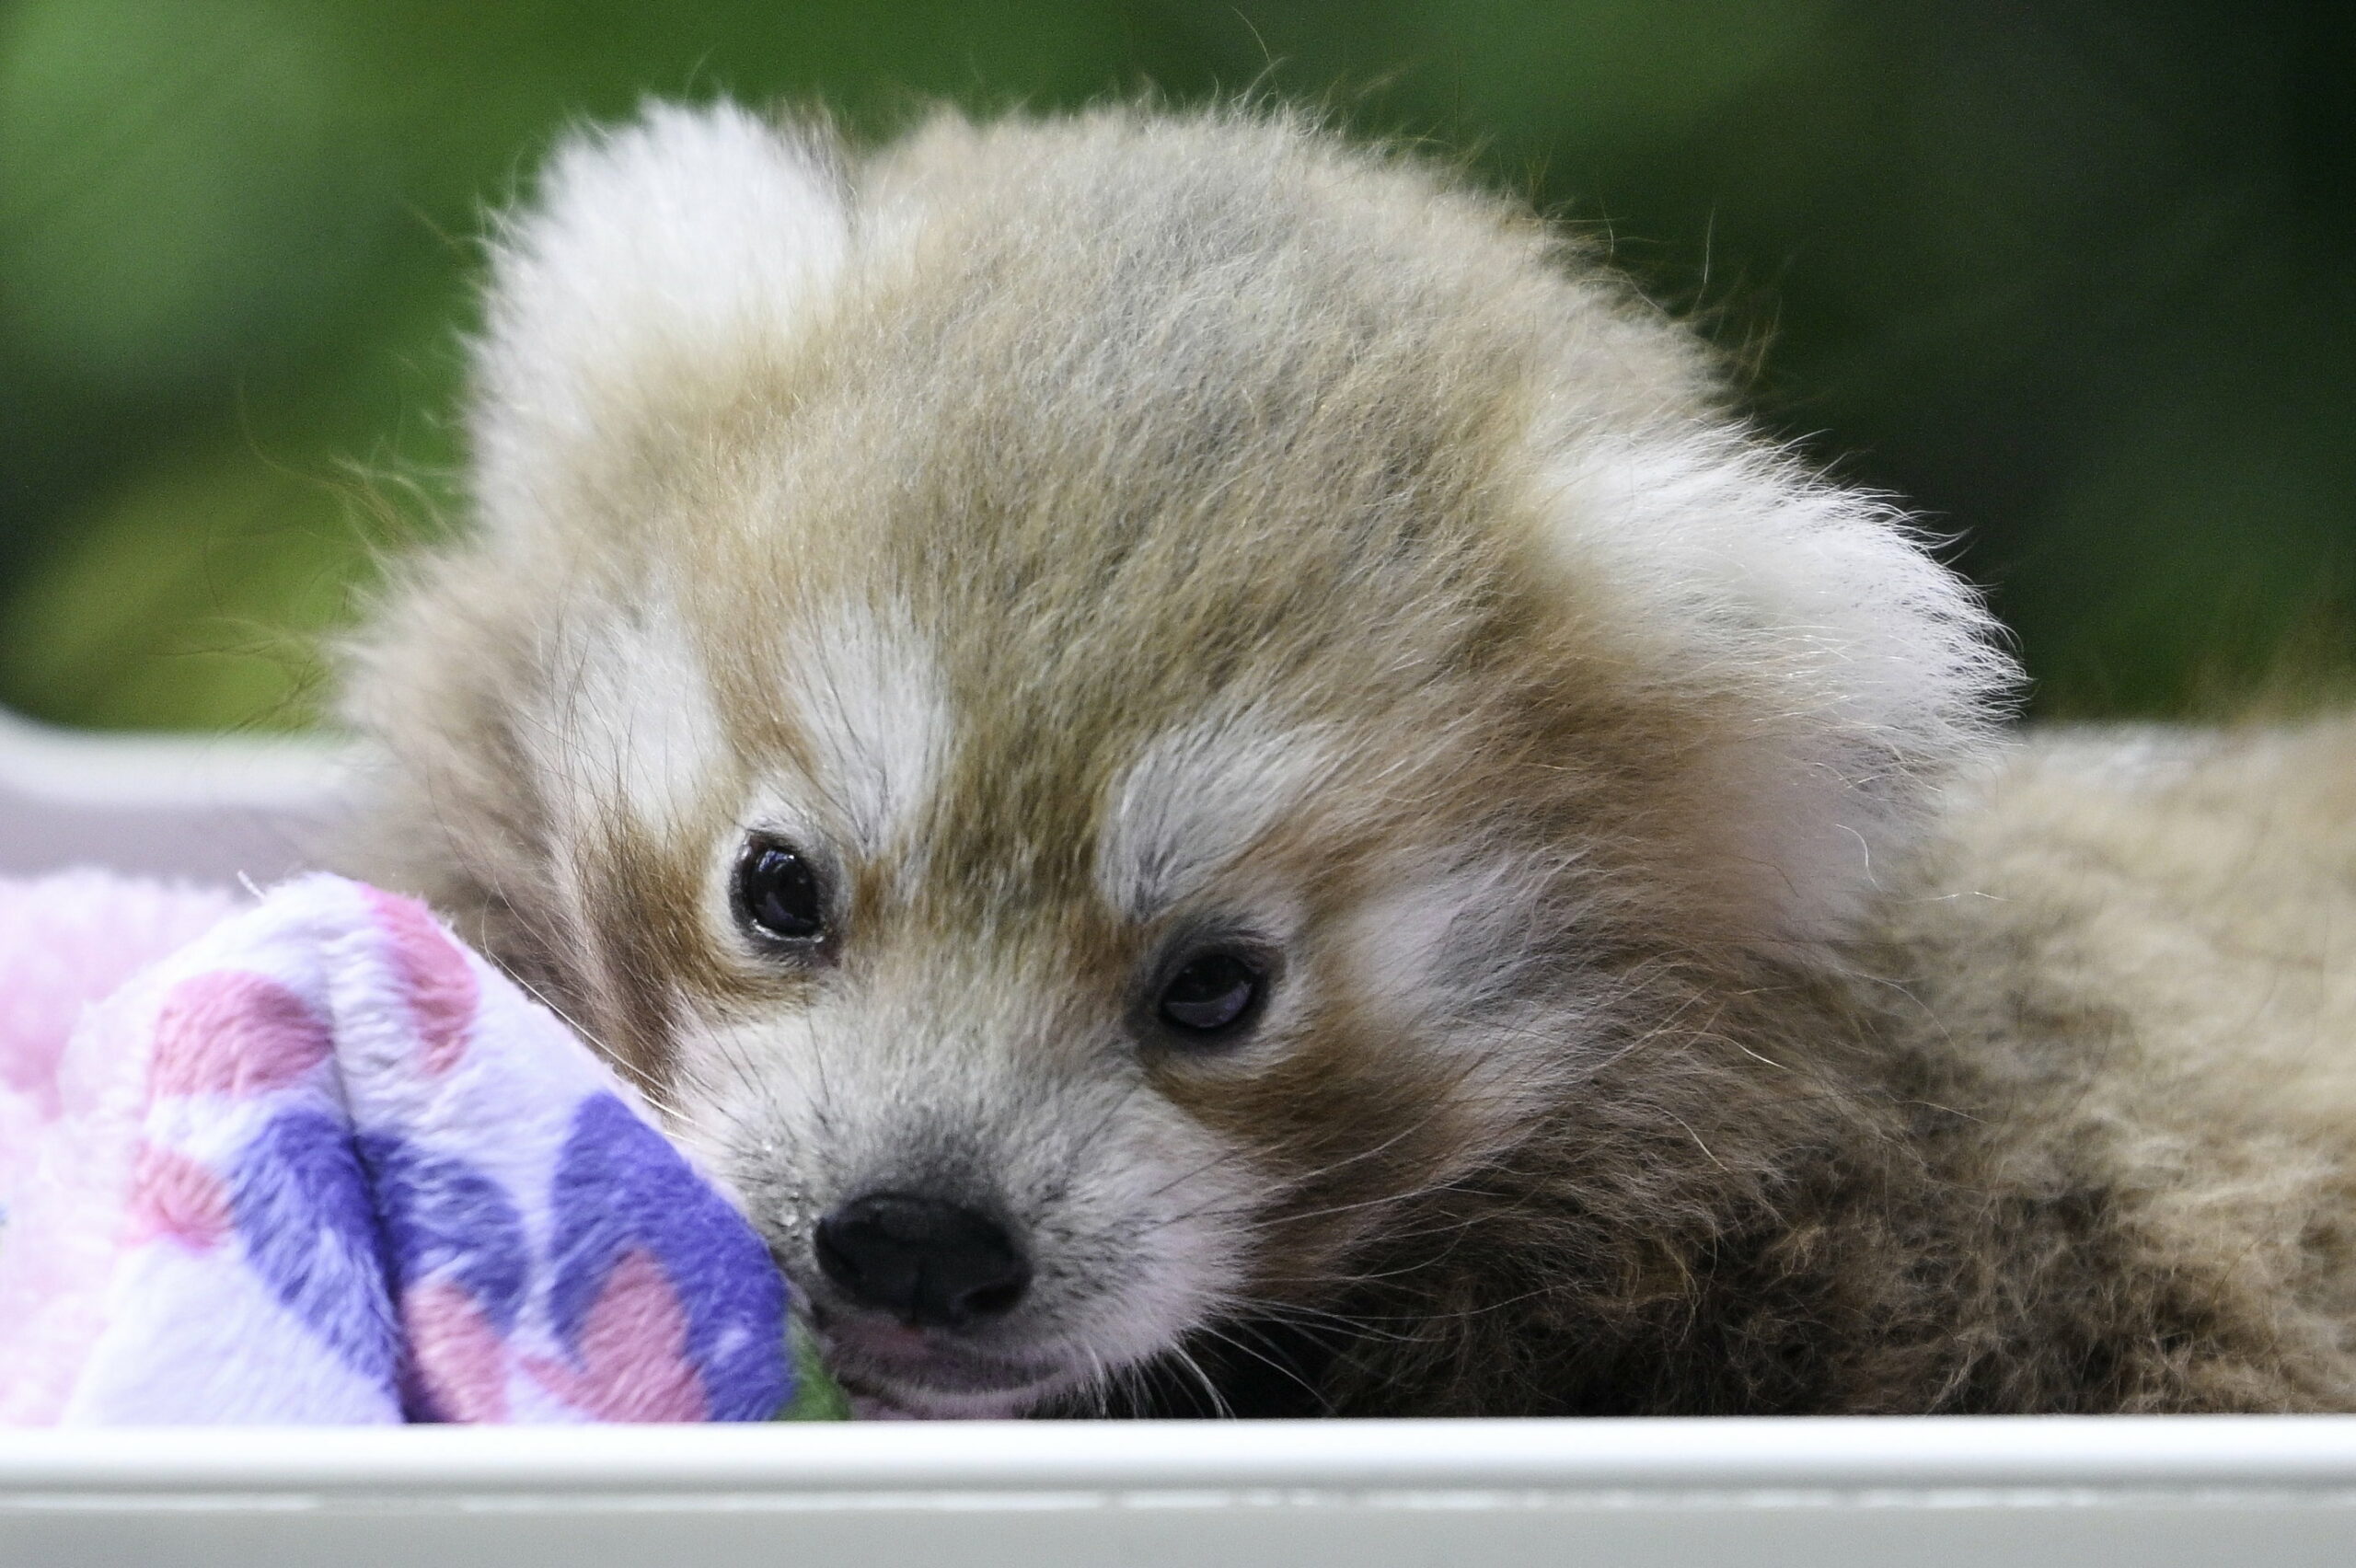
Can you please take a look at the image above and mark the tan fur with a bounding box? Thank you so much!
[340,103,2356,1416]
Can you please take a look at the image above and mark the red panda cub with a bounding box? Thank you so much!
[342,102,2356,1417]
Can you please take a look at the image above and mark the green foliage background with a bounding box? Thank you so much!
[1,0,2348,731]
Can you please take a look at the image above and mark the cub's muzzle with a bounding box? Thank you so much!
[814,1192,1033,1329]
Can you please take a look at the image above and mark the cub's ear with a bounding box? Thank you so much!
[469,99,850,537]
[1536,421,2018,949]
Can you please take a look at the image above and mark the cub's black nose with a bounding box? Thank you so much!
[814,1193,1032,1328]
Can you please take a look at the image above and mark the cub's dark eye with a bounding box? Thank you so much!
[1155,951,1266,1039]
[733,837,828,950]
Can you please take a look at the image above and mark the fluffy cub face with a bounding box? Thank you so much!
[345,103,2005,1416]
[541,589,1589,1418]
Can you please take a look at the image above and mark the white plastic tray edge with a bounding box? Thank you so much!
[9,1416,2356,1494]
[0,708,351,811]
[9,1420,2356,1568]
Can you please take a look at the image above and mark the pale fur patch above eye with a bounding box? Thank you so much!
[1096,709,1336,921]
[534,593,726,832]
[780,601,953,857]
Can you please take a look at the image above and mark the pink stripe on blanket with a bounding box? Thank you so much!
[364,889,480,1076]
[403,1281,513,1423]
[147,972,332,1100]
[523,1249,709,1422]
[124,1142,232,1250]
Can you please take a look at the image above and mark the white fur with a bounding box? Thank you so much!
[530,591,726,832]
[1097,710,1338,920]
[1331,850,1608,1149]
[1537,427,2011,943]
[777,601,953,859]
[473,101,851,537]
[1338,851,1561,1027]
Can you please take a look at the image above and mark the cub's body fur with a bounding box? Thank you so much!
[341,102,2356,1416]
[1190,721,2356,1416]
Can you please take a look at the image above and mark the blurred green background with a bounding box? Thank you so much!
[1,0,2349,732]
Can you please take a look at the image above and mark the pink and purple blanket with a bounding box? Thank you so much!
[0,870,789,1424]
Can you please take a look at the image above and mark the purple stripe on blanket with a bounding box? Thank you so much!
[231,1109,400,1385]
[547,1094,790,1423]
[358,1134,530,1337]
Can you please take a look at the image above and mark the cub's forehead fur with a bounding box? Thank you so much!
[347,101,2008,1043]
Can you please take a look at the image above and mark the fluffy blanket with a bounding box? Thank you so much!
[0,870,790,1424]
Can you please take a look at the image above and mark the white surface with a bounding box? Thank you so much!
[6,1418,2356,1565]
[0,709,352,882]
[0,709,348,811]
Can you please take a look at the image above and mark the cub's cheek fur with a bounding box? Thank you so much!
[344,99,2356,1418]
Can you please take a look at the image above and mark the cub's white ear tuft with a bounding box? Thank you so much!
[1541,424,2017,949]
[471,99,851,535]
